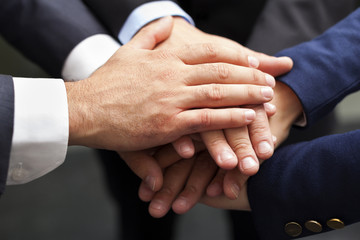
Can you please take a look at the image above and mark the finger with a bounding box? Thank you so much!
[264,102,277,117]
[201,130,237,170]
[183,84,274,109]
[185,63,275,87]
[138,180,156,202]
[206,169,226,197]
[201,184,250,211]
[119,151,163,192]
[149,158,194,218]
[171,135,195,159]
[258,56,293,77]
[127,16,174,50]
[224,127,259,176]
[241,47,293,77]
[248,105,274,160]
[174,43,251,67]
[177,108,256,135]
[155,144,184,169]
[223,168,249,200]
[172,152,218,214]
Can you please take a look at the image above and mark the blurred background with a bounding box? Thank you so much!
[1,33,360,240]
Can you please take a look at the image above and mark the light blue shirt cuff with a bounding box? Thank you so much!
[119,1,194,44]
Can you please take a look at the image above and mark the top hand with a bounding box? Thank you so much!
[66,17,274,152]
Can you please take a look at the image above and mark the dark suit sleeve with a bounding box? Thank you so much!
[247,130,360,239]
[275,8,360,126]
[82,0,179,38]
[0,75,14,197]
[0,0,108,77]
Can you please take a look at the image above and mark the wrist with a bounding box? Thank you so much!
[65,81,90,146]
[270,82,303,144]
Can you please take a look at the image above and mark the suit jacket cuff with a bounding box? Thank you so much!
[0,75,14,195]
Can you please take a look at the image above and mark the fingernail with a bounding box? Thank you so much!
[264,102,276,112]
[179,144,192,156]
[258,141,272,154]
[245,109,256,122]
[145,176,156,191]
[240,157,257,170]
[174,197,188,208]
[265,74,276,88]
[248,56,260,68]
[150,199,166,211]
[231,184,240,199]
[261,87,274,100]
[219,150,236,163]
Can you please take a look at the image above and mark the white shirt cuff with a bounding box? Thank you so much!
[119,1,194,44]
[62,34,121,81]
[7,78,69,185]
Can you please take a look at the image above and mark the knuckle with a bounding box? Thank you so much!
[216,63,230,79]
[231,138,252,154]
[199,109,212,128]
[207,84,223,101]
[186,185,199,195]
[160,186,175,197]
[203,43,218,59]
[251,68,262,84]
[249,123,270,136]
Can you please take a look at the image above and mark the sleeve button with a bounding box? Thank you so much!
[285,222,302,237]
[327,218,345,230]
[305,220,322,233]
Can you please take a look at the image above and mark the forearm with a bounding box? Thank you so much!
[248,130,360,239]
[276,8,360,126]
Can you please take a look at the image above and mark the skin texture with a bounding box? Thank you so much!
[64,17,280,193]
[139,81,302,218]
[119,17,293,195]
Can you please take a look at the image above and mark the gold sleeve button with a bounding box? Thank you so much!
[327,218,345,230]
[305,220,322,233]
[285,222,302,237]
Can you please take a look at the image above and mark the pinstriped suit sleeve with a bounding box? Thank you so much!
[0,75,14,196]
[0,0,108,77]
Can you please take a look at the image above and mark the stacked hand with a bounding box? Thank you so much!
[101,16,302,216]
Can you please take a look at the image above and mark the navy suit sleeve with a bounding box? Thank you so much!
[275,8,360,126]
[248,130,360,239]
[83,0,179,38]
[0,75,14,197]
[0,0,108,77]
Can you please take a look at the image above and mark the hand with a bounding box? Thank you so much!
[201,182,250,211]
[66,17,275,152]
[155,17,293,164]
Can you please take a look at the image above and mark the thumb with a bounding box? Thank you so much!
[127,16,174,50]
[257,55,294,77]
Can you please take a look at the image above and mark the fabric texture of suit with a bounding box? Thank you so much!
[0,0,107,77]
[248,8,360,239]
[0,75,14,197]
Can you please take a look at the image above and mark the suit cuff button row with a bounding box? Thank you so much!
[284,218,344,237]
